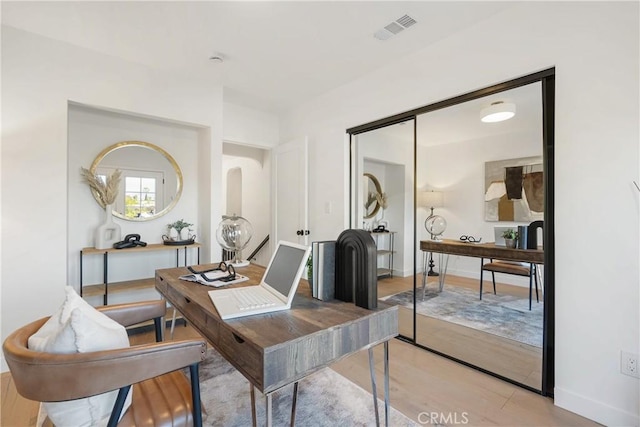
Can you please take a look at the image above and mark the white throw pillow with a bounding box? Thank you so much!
[28,286,132,427]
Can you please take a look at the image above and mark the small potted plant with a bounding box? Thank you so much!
[167,219,193,241]
[502,229,518,249]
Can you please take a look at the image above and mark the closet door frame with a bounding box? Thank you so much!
[347,68,555,396]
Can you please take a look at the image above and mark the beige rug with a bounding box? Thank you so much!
[195,347,416,426]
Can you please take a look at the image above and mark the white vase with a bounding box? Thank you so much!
[180,228,190,240]
[94,204,121,249]
[168,227,179,241]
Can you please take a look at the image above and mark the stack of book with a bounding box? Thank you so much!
[311,241,336,301]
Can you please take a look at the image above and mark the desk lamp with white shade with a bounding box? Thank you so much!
[420,191,446,276]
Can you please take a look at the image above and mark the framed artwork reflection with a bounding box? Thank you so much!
[484,156,544,222]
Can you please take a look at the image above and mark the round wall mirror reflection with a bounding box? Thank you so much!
[363,173,382,219]
[90,141,183,221]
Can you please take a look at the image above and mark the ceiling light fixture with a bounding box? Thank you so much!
[209,55,224,63]
[480,101,516,123]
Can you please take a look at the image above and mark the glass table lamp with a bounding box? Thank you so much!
[420,191,446,276]
[216,215,253,267]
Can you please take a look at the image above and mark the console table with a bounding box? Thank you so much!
[80,243,201,305]
[155,263,398,426]
[420,239,544,296]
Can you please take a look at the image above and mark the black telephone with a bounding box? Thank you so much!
[113,234,147,249]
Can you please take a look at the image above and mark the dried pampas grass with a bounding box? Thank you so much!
[81,167,122,208]
[376,192,388,210]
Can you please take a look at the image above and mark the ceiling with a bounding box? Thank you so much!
[1,1,516,113]
[417,81,542,146]
[363,82,542,146]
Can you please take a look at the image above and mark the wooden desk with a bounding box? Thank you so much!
[420,239,544,293]
[155,263,398,426]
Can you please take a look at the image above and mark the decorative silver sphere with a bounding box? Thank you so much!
[425,215,447,239]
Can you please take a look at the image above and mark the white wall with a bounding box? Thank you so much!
[280,3,639,425]
[223,101,280,148]
[1,26,224,369]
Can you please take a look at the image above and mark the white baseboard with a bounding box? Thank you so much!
[391,268,413,278]
[555,386,639,427]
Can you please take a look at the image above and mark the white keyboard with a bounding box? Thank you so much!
[234,288,277,310]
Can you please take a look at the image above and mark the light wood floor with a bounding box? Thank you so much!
[1,277,592,427]
[333,340,599,426]
[377,273,543,389]
[2,321,598,427]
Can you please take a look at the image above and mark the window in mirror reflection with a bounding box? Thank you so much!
[125,175,159,219]
[98,168,164,219]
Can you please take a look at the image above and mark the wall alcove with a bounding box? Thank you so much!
[67,101,211,306]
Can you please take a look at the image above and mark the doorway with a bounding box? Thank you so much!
[222,142,272,266]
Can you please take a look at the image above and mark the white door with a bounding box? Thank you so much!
[272,138,309,248]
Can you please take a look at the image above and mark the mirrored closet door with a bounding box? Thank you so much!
[350,119,416,339]
[348,69,554,395]
[414,82,545,391]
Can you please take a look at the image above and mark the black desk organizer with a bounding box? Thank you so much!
[335,229,377,309]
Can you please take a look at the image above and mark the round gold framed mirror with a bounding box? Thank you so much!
[363,172,382,219]
[89,141,183,221]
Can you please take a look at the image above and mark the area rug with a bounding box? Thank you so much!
[195,348,417,426]
[381,284,543,347]
[37,348,416,426]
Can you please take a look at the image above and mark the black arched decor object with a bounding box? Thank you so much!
[335,229,378,309]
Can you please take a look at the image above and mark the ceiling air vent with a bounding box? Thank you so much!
[384,21,404,35]
[396,14,417,29]
[373,14,418,41]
